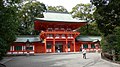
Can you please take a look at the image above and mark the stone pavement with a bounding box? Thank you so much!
[1,52,120,67]
[0,57,13,64]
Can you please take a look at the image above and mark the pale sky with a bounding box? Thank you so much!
[37,0,90,12]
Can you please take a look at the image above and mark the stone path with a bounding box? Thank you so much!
[2,53,120,67]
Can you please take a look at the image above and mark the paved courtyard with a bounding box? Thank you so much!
[4,53,120,67]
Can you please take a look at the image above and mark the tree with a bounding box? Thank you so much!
[91,0,120,36]
[91,0,120,61]
[47,6,68,13]
[71,3,95,20]
[78,22,101,36]
[101,33,120,61]
[0,0,21,60]
[18,1,46,35]
[71,3,99,36]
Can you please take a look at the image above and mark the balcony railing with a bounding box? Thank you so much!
[46,36,74,39]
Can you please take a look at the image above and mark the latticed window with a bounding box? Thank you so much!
[91,44,95,48]
[67,28,71,31]
[29,47,33,50]
[68,34,73,38]
[47,45,51,49]
[61,34,65,38]
[83,44,88,49]
[48,28,53,31]
[55,28,59,30]
[47,34,53,38]
[56,34,60,37]
[49,34,53,37]
[47,43,52,49]
[15,46,22,51]
[26,46,33,50]
[61,28,64,30]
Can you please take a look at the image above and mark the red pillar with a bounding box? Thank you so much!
[52,38,55,53]
[73,39,76,52]
[65,38,68,52]
[88,43,91,52]
[44,39,47,53]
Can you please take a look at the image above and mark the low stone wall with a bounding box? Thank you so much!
[101,52,120,64]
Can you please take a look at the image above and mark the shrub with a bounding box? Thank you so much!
[0,38,7,60]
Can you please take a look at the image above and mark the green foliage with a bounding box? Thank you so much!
[0,38,7,60]
[0,0,21,60]
[100,36,107,52]
[47,6,68,12]
[101,27,120,61]
[71,3,95,20]
[78,22,101,36]
[102,34,120,54]
[92,0,120,36]
[71,3,99,36]
[18,1,46,35]
[91,0,120,60]
[114,27,120,35]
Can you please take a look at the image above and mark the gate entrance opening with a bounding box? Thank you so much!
[55,43,63,53]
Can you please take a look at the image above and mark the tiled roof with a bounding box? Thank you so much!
[14,35,41,42]
[35,11,87,22]
[76,36,102,42]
